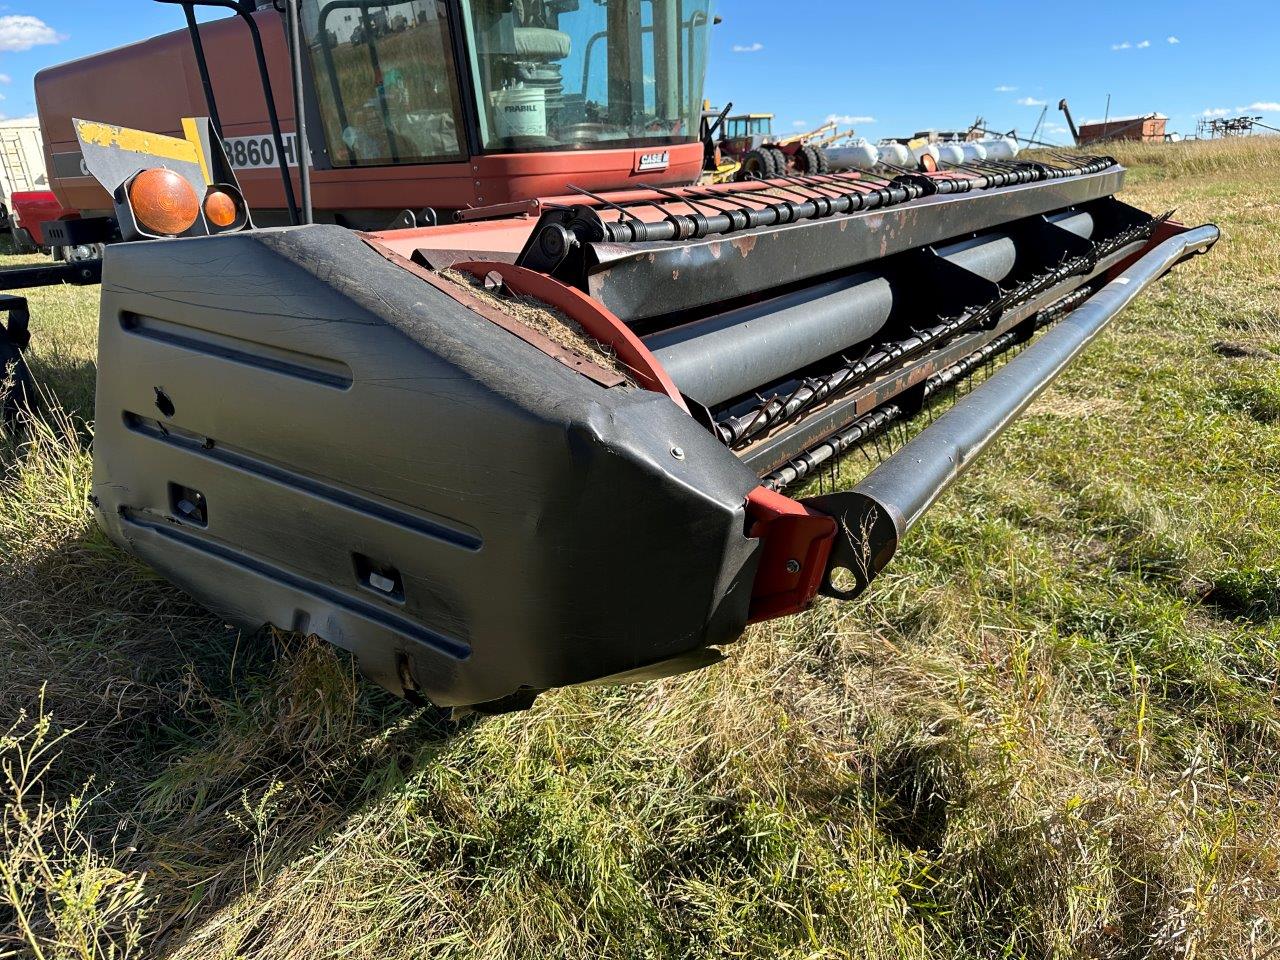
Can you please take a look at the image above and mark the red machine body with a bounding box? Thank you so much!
[35,5,707,227]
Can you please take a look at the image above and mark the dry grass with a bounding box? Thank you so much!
[439,268,634,381]
[2,136,1280,959]
[1106,135,1280,184]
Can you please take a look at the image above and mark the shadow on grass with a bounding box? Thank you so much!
[1199,567,1280,623]
[1,351,96,451]
[0,522,474,956]
[25,353,98,427]
[2,308,479,953]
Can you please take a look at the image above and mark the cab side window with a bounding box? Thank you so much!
[305,0,467,166]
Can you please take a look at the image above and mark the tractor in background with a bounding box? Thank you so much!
[702,110,833,181]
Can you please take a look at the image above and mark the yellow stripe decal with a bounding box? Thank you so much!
[75,120,199,166]
[181,117,212,185]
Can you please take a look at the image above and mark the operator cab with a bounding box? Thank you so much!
[721,114,773,141]
[302,0,714,168]
[35,0,717,226]
[719,112,774,151]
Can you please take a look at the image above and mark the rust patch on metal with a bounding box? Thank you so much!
[859,357,940,414]
[731,234,758,258]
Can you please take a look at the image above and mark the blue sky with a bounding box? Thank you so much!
[705,1,1280,143]
[3,1,1278,145]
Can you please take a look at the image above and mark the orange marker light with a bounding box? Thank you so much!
[129,168,199,236]
[204,189,238,228]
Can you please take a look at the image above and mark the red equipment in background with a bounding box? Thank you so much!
[9,191,76,250]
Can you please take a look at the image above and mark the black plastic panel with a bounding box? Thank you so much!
[92,225,762,707]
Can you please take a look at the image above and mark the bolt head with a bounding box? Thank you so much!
[671,446,685,460]
[785,559,802,574]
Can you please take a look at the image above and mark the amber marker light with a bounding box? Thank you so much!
[204,189,238,228]
[129,168,199,236]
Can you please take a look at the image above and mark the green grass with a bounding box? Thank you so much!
[3,137,1280,959]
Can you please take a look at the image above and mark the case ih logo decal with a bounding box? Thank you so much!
[635,150,670,173]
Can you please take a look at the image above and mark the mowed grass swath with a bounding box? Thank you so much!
[2,137,1279,958]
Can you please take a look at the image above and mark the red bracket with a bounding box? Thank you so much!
[745,486,838,623]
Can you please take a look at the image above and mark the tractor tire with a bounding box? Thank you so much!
[737,148,780,181]
[0,334,35,430]
[796,144,822,175]
[766,145,789,174]
[816,146,831,173]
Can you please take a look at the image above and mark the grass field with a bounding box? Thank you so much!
[2,136,1278,959]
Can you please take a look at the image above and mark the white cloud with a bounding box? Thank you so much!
[0,15,64,52]
[826,113,875,125]
[994,84,1017,93]
[791,120,809,129]
[1016,97,1046,107]
[1136,39,1151,48]
[1246,101,1280,112]
[1042,123,1070,134]
[1201,107,1231,118]
[732,42,763,53]
[1166,35,1180,44]
[0,74,11,85]
[1111,41,1131,50]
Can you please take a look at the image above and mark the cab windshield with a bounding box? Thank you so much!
[302,0,713,165]
[459,0,714,152]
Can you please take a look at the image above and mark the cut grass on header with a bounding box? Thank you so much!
[2,136,1278,959]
